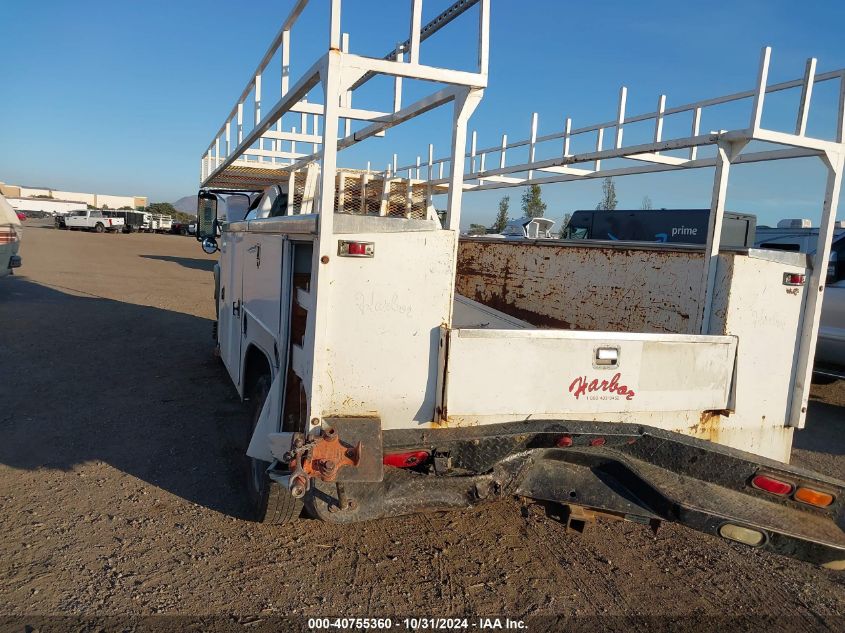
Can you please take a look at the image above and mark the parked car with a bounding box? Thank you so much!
[756,225,845,382]
[59,210,124,233]
[15,210,26,221]
[815,234,845,381]
[171,222,191,236]
[0,194,22,277]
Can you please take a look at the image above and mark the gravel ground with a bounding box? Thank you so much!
[1,221,843,631]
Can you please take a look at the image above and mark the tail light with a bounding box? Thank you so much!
[0,226,19,244]
[794,487,834,508]
[556,435,573,447]
[751,474,793,496]
[383,450,430,468]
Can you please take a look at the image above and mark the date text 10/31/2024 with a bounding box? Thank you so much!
[307,617,527,630]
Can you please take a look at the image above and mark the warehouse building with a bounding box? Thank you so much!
[0,182,147,213]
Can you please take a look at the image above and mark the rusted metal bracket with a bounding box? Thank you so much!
[280,418,383,498]
[286,427,362,497]
[302,427,361,482]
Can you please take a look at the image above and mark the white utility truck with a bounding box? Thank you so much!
[195,0,845,569]
[154,214,173,233]
[60,209,124,233]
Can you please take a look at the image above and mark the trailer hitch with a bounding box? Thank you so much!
[284,427,362,498]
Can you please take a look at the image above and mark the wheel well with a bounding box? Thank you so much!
[242,345,272,397]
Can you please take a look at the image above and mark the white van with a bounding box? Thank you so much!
[0,194,22,278]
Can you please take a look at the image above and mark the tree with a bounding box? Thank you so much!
[558,212,572,238]
[492,196,510,233]
[596,177,618,211]
[147,202,179,216]
[641,195,653,210]
[521,184,546,219]
[468,223,488,236]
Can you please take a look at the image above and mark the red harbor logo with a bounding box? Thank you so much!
[568,372,636,401]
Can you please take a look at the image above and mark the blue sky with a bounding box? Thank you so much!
[2,0,844,229]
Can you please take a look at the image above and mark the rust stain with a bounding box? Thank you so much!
[430,415,482,429]
[456,239,699,333]
[688,409,730,443]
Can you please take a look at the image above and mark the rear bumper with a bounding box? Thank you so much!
[299,420,845,569]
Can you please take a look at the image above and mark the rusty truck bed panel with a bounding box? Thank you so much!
[456,238,707,333]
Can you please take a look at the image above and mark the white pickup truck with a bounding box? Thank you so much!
[59,210,124,233]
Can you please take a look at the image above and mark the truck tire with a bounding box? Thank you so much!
[94,222,105,233]
[246,375,302,524]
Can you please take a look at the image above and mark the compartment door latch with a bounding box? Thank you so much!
[594,346,619,368]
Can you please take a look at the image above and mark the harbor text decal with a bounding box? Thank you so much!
[569,372,636,401]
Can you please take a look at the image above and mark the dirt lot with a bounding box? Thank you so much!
[1,221,844,629]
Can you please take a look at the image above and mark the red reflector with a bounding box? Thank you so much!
[752,475,793,496]
[556,435,573,447]
[783,273,806,286]
[348,242,366,255]
[589,437,606,447]
[383,450,430,468]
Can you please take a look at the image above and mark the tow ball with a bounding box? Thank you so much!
[284,427,362,499]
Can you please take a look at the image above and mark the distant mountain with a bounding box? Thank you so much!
[172,196,197,215]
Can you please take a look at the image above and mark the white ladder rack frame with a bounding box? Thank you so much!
[397,46,845,430]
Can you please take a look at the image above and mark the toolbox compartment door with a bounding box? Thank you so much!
[442,329,737,417]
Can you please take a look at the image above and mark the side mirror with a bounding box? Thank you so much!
[197,194,218,241]
[201,237,219,254]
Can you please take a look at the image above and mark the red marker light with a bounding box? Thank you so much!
[751,474,793,496]
[383,450,430,468]
[556,435,573,447]
[338,240,374,257]
[589,437,606,447]
[783,273,806,286]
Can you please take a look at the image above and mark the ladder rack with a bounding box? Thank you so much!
[201,0,489,233]
[199,3,844,432]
